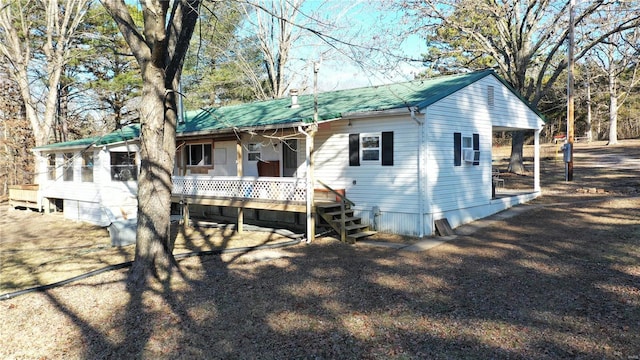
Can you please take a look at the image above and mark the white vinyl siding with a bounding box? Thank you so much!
[315,116,420,216]
[425,83,492,214]
[487,78,543,130]
[39,145,139,225]
[424,75,539,228]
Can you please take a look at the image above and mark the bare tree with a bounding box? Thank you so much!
[0,60,33,192]
[397,0,640,173]
[101,0,200,288]
[241,0,303,99]
[0,0,91,147]
[591,26,640,145]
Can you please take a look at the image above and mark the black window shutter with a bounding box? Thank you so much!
[454,132,461,166]
[349,133,360,166]
[473,133,480,166]
[381,131,394,166]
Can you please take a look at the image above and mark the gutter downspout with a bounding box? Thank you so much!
[411,108,425,238]
[298,124,317,243]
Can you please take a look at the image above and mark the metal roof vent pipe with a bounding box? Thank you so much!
[290,89,300,109]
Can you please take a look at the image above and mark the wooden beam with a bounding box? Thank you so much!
[170,196,307,212]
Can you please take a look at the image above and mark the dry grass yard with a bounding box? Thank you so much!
[1,140,639,359]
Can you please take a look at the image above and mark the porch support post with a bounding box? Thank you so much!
[236,139,244,233]
[534,128,541,192]
[300,125,316,242]
[182,201,190,227]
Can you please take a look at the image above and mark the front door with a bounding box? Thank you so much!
[282,139,298,177]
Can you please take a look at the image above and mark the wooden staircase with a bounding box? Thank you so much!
[315,181,376,244]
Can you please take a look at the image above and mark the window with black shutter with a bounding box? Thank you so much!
[349,132,394,166]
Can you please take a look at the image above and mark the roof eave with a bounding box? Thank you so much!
[33,138,140,152]
[33,143,99,152]
[178,119,324,138]
[342,106,416,120]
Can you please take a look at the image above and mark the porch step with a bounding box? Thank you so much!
[331,216,360,223]
[348,231,377,241]
[344,223,369,231]
[315,201,376,244]
[323,209,354,217]
[315,202,342,209]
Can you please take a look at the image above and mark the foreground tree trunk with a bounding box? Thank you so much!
[102,0,200,288]
[127,64,179,285]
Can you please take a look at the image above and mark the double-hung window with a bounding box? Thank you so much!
[454,132,480,166]
[63,153,74,181]
[111,152,137,181]
[47,154,56,180]
[361,133,381,163]
[187,143,212,166]
[81,152,94,182]
[247,143,261,161]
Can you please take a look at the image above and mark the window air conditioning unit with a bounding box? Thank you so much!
[463,149,480,163]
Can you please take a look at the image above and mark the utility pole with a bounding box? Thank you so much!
[566,0,575,181]
[586,65,592,142]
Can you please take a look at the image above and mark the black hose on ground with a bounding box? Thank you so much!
[0,238,302,301]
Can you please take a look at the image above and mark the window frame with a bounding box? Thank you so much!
[360,132,381,164]
[186,142,213,167]
[63,153,74,182]
[462,136,473,163]
[47,153,56,181]
[110,151,137,181]
[247,143,261,162]
[81,151,94,182]
[455,133,480,166]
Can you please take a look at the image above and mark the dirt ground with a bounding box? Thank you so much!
[0,140,639,359]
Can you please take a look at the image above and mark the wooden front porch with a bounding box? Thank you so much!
[171,176,376,242]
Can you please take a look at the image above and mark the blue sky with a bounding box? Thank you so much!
[242,0,429,93]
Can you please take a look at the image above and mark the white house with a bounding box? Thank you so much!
[25,69,544,241]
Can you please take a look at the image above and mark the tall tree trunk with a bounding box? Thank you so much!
[608,70,618,145]
[102,0,201,289]
[508,131,526,174]
[586,71,592,142]
[128,63,178,287]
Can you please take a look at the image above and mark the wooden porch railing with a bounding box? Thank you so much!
[8,184,41,210]
[172,176,307,202]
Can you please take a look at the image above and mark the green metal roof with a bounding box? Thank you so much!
[34,124,141,150]
[36,69,542,150]
[178,69,498,134]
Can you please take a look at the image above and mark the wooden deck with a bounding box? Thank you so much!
[8,184,41,210]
